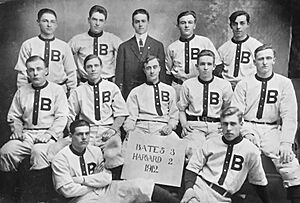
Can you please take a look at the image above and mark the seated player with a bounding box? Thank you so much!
[0,56,68,199]
[124,55,179,137]
[180,107,269,203]
[177,50,232,160]
[52,119,180,203]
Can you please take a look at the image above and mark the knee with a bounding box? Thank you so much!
[0,140,20,157]
[31,144,47,159]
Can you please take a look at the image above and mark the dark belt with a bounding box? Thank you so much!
[58,78,68,85]
[202,177,232,198]
[244,120,277,125]
[103,76,115,82]
[136,119,168,124]
[171,75,183,85]
[187,115,220,122]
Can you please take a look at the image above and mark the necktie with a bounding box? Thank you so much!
[139,38,144,53]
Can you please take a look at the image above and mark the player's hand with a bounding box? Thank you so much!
[279,142,294,164]
[10,130,24,141]
[182,123,194,137]
[244,133,259,147]
[94,161,105,174]
[180,188,200,203]
[159,124,173,136]
[123,120,135,132]
[35,132,52,143]
[72,176,83,184]
[101,128,117,142]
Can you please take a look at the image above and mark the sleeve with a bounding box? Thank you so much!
[51,154,93,198]
[7,90,24,133]
[126,89,139,123]
[177,82,190,112]
[279,79,298,143]
[168,88,179,128]
[247,148,268,186]
[68,36,79,55]
[222,80,233,110]
[46,87,68,140]
[157,42,166,83]
[68,89,81,127]
[81,169,112,188]
[205,38,222,66]
[231,81,247,113]
[165,45,173,75]
[112,84,129,117]
[186,142,208,174]
[15,41,31,88]
[63,44,77,91]
[115,43,125,92]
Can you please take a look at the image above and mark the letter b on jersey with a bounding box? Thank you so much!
[102,91,111,103]
[99,44,108,55]
[231,155,244,171]
[266,90,278,103]
[241,51,251,64]
[40,98,51,111]
[161,91,170,102]
[51,50,61,62]
[210,92,219,105]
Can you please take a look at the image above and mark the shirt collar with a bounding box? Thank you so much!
[255,72,274,82]
[231,35,249,44]
[38,35,55,42]
[145,81,160,86]
[88,30,104,38]
[88,78,102,86]
[69,145,86,156]
[222,135,243,145]
[197,76,214,84]
[32,81,49,90]
[179,34,195,42]
[135,33,148,45]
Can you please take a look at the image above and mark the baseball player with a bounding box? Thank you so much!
[166,10,222,99]
[181,107,269,203]
[69,5,122,83]
[52,119,180,203]
[231,44,300,202]
[218,10,263,89]
[177,49,233,160]
[124,55,179,138]
[14,8,77,94]
[0,56,68,199]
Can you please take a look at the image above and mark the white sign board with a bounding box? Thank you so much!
[121,132,186,187]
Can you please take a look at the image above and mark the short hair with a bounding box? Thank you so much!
[70,120,90,135]
[229,10,250,24]
[132,9,150,22]
[220,107,243,123]
[177,11,196,25]
[254,44,276,58]
[89,5,108,19]
[83,54,102,70]
[197,49,215,65]
[143,55,160,68]
[25,55,46,68]
[37,8,57,21]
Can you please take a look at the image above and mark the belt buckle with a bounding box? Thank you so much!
[202,116,208,122]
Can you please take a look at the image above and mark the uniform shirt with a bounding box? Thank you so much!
[68,31,122,79]
[218,36,262,83]
[15,35,77,91]
[231,73,298,144]
[177,76,233,118]
[166,34,221,81]
[68,79,128,126]
[7,81,68,139]
[126,82,178,126]
[52,145,112,199]
[187,135,267,195]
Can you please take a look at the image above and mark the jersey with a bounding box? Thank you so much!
[52,145,111,199]
[231,73,298,144]
[218,36,262,83]
[15,35,77,91]
[68,31,122,79]
[68,79,128,126]
[166,34,222,82]
[177,76,233,118]
[7,81,68,139]
[187,135,267,195]
[126,82,178,126]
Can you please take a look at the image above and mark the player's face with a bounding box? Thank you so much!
[71,126,90,153]
[221,114,242,141]
[132,14,149,35]
[230,15,249,41]
[177,14,196,38]
[254,48,275,78]
[85,57,102,83]
[88,12,106,34]
[38,13,57,37]
[196,55,215,81]
[26,60,48,87]
[144,58,161,84]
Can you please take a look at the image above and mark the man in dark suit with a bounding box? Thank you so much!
[116,8,166,99]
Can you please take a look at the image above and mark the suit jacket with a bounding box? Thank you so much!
[115,35,166,99]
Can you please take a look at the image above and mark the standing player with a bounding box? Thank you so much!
[51,119,180,203]
[166,10,222,99]
[69,5,122,83]
[116,8,166,99]
[0,56,68,200]
[218,10,262,89]
[124,55,178,137]
[177,50,232,160]
[180,107,269,203]
[232,44,300,202]
[14,8,77,94]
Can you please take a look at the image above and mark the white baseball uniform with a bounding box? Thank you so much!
[68,31,122,80]
[218,35,262,86]
[186,135,267,202]
[232,72,300,187]
[15,35,77,92]
[52,144,154,203]
[0,81,68,171]
[177,76,233,152]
